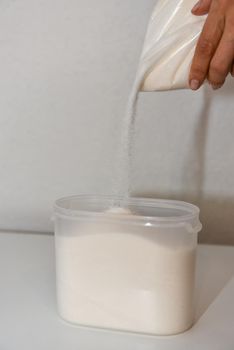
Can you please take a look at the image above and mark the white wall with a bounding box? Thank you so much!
[0,0,233,244]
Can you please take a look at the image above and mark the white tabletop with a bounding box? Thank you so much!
[0,232,234,350]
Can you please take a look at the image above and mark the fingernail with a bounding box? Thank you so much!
[192,0,201,12]
[190,79,200,90]
[212,84,222,90]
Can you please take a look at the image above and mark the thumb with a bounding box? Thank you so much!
[191,0,212,16]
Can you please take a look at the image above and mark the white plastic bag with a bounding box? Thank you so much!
[140,0,207,91]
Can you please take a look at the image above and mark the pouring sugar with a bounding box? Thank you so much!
[54,0,203,336]
[106,207,132,215]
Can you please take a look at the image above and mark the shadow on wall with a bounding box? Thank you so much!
[181,85,211,206]
[133,83,234,245]
[195,245,234,321]
[132,191,234,245]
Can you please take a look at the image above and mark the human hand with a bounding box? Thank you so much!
[189,0,234,90]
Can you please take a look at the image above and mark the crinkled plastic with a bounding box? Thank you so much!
[140,0,207,91]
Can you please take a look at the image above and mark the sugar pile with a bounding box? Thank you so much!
[55,220,197,335]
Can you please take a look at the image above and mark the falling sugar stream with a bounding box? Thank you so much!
[112,68,148,207]
[109,32,154,209]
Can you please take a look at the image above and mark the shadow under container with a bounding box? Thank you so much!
[54,195,202,336]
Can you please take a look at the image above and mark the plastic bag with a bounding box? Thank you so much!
[140,0,207,91]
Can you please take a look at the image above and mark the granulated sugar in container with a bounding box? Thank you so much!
[54,195,202,335]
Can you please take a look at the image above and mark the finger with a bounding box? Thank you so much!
[192,0,212,16]
[189,13,225,90]
[209,22,234,88]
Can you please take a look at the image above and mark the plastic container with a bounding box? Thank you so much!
[54,195,202,336]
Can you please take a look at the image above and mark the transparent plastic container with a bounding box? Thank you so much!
[54,195,202,336]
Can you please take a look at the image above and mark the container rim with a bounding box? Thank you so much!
[54,195,201,228]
